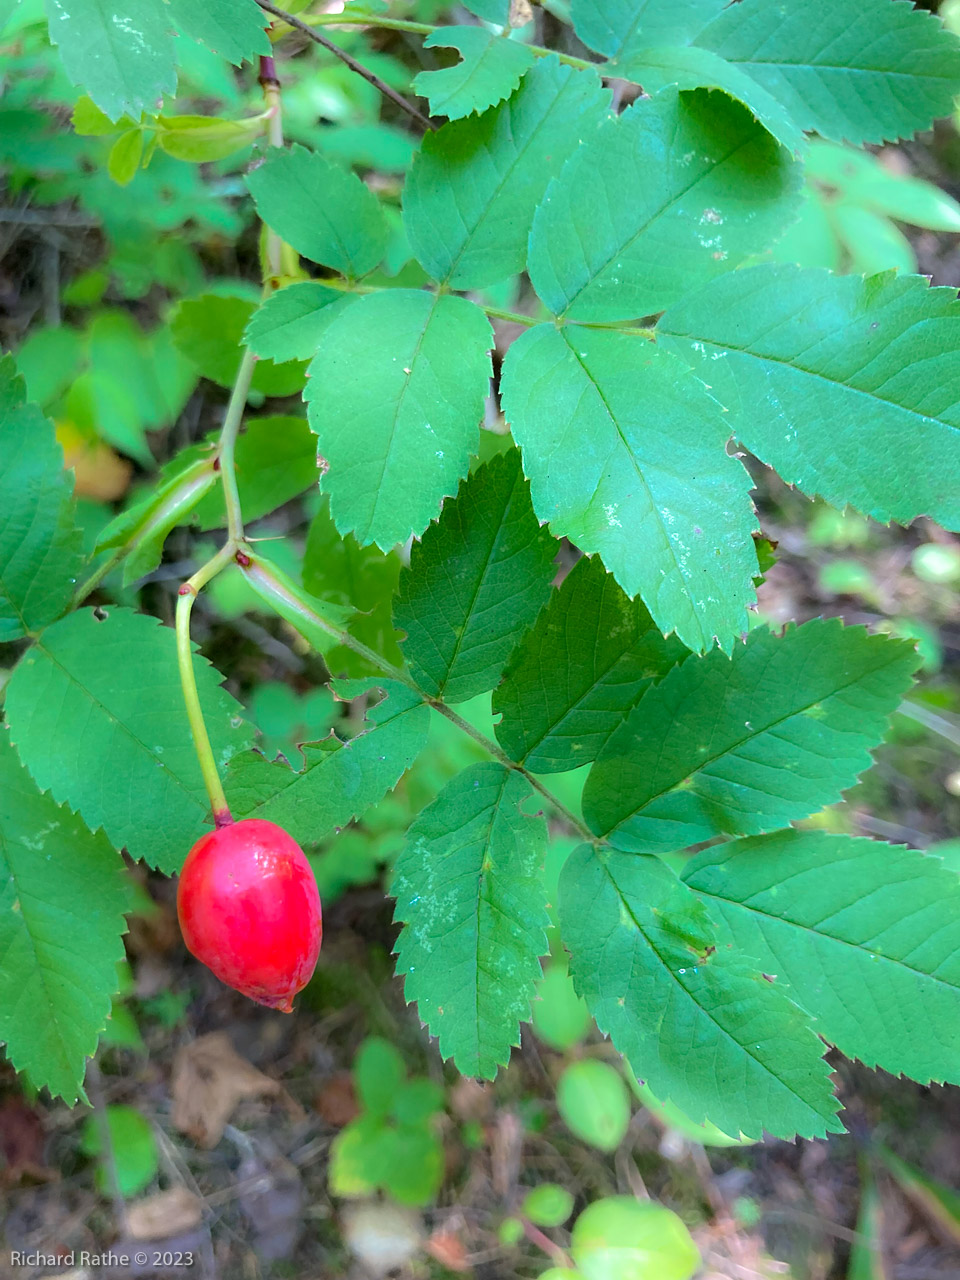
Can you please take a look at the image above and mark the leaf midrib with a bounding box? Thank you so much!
[603,857,832,1125]
[517,599,650,762]
[429,36,525,115]
[654,324,960,438]
[558,126,761,315]
[442,74,590,281]
[364,295,439,542]
[713,55,958,81]
[606,632,905,835]
[470,770,511,1074]
[434,464,523,698]
[692,876,960,997]
[562,332,706,647]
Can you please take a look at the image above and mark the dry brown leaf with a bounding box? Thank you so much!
[449,1078,492,1124]
[56,421,132,501]
[425,1227,471,1272]
[171,1032,290,1147]
[126,1186,204,1241]
[0,1096,53,1184]
[316,1071,359,1128]
[508,0,534,27]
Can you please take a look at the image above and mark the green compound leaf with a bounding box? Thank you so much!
[305,290,493,550]
[404,56,611,290]
[392,763,550,1079]
[166,0,270,65]
[657,265,960,530]
[4,608,251,872]
[583,619,919,853]
[683,830,960,1088]
[413,27,535,120]
[527,88,801,322]
[394,448,556,704]
[0,356,83,640]
[171,294,306,397]
[804,140,960,232]
[226,680,430,845]
[493,555,688,774]
[570,0,726,60]
[246,145,389,278]
[244,282,358,363]
[560,844,841,1140]
[692,0,960,146]
[108,128,143,186]
[0,732,129,1104]
[500,324,758,653]
[43,0,177,121]
[619,47,806,154]
[556,1059,631,1152]
[155,114,264,164]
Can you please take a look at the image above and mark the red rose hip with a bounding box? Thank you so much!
[177,818,322,1012]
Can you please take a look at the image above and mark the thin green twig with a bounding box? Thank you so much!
[236,548,597,844]
[257,0,437,129]
[72,547,126,608]
[482,305,539,326]
[294,8,598,72]
[430,699,596,842]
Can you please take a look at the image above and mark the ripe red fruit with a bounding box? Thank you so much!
[177,818,322,1012]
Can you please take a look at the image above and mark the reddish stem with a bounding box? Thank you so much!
[259,54,280,88]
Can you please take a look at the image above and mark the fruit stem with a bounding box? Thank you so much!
[218,349,257,545]
[175,541,238,827]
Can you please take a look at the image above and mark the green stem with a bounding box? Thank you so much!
[898,698,960,750]
[482,305,539,327]
[297,10,598,70]
[237,552,597,844]
[575,320,657,339]
[72,547,127,608]
[303,12,434,36]
[431,700,595,842]
[293,277,658,339]
[218,348,257,544]
[175,542,238,826]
